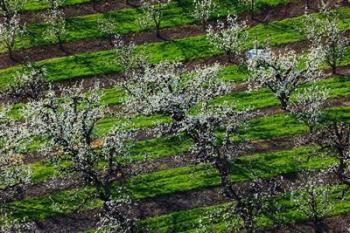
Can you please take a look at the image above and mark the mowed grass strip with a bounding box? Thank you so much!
[5,0,291,53]
[2,6,350,88]
[22,0,92,12]
[3,146,337,223]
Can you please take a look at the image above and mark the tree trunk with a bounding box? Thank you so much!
[278,92,289,111]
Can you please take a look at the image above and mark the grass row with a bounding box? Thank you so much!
[22,0,92,12]
[4,146,337,222]
[5,0,291,53]
[2,5,349,89]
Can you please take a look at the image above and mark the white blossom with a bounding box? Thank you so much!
[0,13,24,59]
[137,0,170,37]
[247,46,325,110]
[303,7,348,74]
[124,61,228,122]
[207,15,248,62]
[192,0,215,29]
[44,5,66,47]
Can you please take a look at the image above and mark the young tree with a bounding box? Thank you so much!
[0,63,48,102]
[303,7,347,74]
[192,0,215,30]
[27,86,143,232]
[123,61,228,124]
[291,172,334,233]
[0,13,23,60]
[112,35,147,80]
[44,2,66,50]
[207,15,248,62]
[247,46,324,110]
[98,18,118,46]
[200,176,284,233]
[239,0,256,20]
[0,0,26,21]
[290,86,350,196]
[138,0,170,38]
[0,110,32,204]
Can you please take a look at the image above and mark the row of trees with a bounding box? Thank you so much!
[0,0,66,60]
[0,0,349,232]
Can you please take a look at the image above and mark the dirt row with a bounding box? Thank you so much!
[0,0,332,70]
[31,170,341,233]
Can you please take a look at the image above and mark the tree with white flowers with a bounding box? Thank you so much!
[0,0,27,60]
[138,0,170,38]
[98,18,118,46]
[1,63,48,102]
[192,0,215,30]
[239,0,256,20]
[247,46,325,110]
[0,110,32,206]
[112,36,147,80]
[0,0,26,21]
[124,61,228,124]
[27,86,143,232]
[0,13,24,60]
[44,1,66,50]
[291,85,350,197]
[207,15,248,62]
[303,7,347,74]
[291,171,333,233]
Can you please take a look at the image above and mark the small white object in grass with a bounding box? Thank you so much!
[246,48,264,59]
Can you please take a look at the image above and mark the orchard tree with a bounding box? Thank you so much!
[247,46,324,110]
[124,61,228,125]
[138,0,170,38]
[239,0,256,20]
[290,85,350,196]
[112,35,146,79]
[44,2,66,50]
[0,13,24,60]
[0,0,27,59]
[0,110,32,204]
[303,7,347,74]
[0,63,48,102]
[207,15,248,62]
[98,18,118,46]
[27,86,143,232]
[0,0,26,21]
[291,172,333,233]
[192,0,215,30]
[200,176,284,233]
[46,0,64,8]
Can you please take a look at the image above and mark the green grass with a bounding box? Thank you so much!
[3,6,350,89]
[22,0,92,12]
[3,146,337,222]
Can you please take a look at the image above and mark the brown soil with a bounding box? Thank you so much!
[270,214,350,233]
[0,0,335,70]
